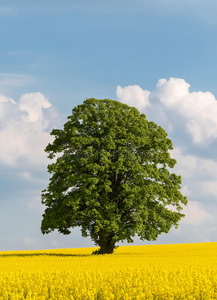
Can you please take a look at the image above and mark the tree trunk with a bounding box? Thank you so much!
[98,231,115,254]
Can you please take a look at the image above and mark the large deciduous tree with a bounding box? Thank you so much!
[41,98,187,254]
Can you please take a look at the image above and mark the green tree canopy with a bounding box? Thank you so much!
[41,98,187,254]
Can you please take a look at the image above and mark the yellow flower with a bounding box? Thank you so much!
[1,243,217,299]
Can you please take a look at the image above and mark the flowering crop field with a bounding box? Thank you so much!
[1,242,217,299]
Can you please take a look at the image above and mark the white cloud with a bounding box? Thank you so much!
[170,147,217,203]
[155,78,217,143]
[171,147,198,179]
[201,181,217,198]
[155,78,190,107]
[116,79,217,213]
[19,92,51,124]
[116,85,150,109]
[181,185,192,197]
[27,196,44,212]
[171,147,217,181]
[0,92,58,166]
[182,200,213,225]
[0,95,16,119]
[117,77,217,144]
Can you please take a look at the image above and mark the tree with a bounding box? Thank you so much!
[41,98,187,254]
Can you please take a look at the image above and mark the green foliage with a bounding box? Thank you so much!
[41,98,187,254]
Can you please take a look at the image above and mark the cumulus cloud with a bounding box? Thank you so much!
[171,147,217,181]
[27,196,44,212]
[171,147,198,179]
[117,77,217,144]
[0,92,59,166]
[19,92,51,124]
[156,78,217,143]
[116,85,150,109]
[170,147,217,203]
[181,185,192,197]
[201,181,217,198]
[182,201,213,225]
[116,76,217,241]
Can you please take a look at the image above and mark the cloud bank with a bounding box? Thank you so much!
[117,77,217,144]
[0,92,58,166]
[1,78,217,250]
[117,77,217,244]
[116,85,150,109]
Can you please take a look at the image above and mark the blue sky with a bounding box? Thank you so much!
[1,0,217,250]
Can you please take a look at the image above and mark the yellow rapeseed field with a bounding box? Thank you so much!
[1,242,217,299]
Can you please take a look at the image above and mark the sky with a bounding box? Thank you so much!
[1,0,217,250]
